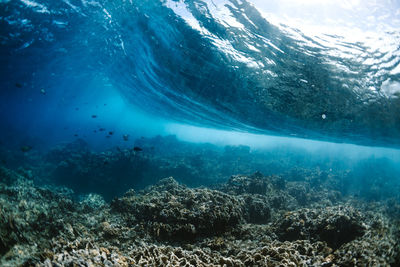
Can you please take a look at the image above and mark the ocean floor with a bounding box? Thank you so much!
[0,136,399,266]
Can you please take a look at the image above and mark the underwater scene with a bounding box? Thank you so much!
[1,0,400,266]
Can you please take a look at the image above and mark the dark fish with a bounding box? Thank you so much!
[15,83,23,88]
[74,134,78,137]
[103,160,109,165]
[123,134,129,141]
[108,131,113,135]
[133,146,143,152]
[93,130,97,133]
[20,145,32,152]
[99,128,106,131]
[1,159,6,164]
[116,146,121,152]
[104,103,107,106]
[75,107,79,111]
[106,135,111,138]
[91,115,97,118]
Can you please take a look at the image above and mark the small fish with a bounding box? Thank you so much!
[1,159,6,165]
[75,107,79,111]
[91,115,97,118]
[93,130,97,133]
[104,103,107,106]
[103,160,109,165]
[108,131,113,135]
[133,146,143,152]
[74,134,78,137]
[106,135,111,138]
[15,83,23,88]
[40,88,46,95]
[99,128,106,131]
[116,146,121,152]
[20,145,32,152]
[123,134,129,141]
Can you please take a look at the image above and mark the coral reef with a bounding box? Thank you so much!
[0,167,76,265]
[0,137,399,266]
[41,240,331,267]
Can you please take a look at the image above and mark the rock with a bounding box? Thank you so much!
[274,205,366,249]
[111,177,245,240]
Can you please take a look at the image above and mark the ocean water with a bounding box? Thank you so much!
[1,0,400,266]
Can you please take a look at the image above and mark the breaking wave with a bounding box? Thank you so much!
[1,0,400,146]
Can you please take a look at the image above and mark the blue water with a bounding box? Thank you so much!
[0,0,400,153]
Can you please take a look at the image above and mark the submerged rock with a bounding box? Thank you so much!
[221,173,275,195]
[218,173,296,222]
[241,194,271,224]
[111,177,245,240]
[274,205,366,249]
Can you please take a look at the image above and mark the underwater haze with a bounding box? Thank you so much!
[1,0,400,266]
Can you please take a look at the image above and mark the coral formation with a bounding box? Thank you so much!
[111,177,245,240]
[274,206,366,248]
